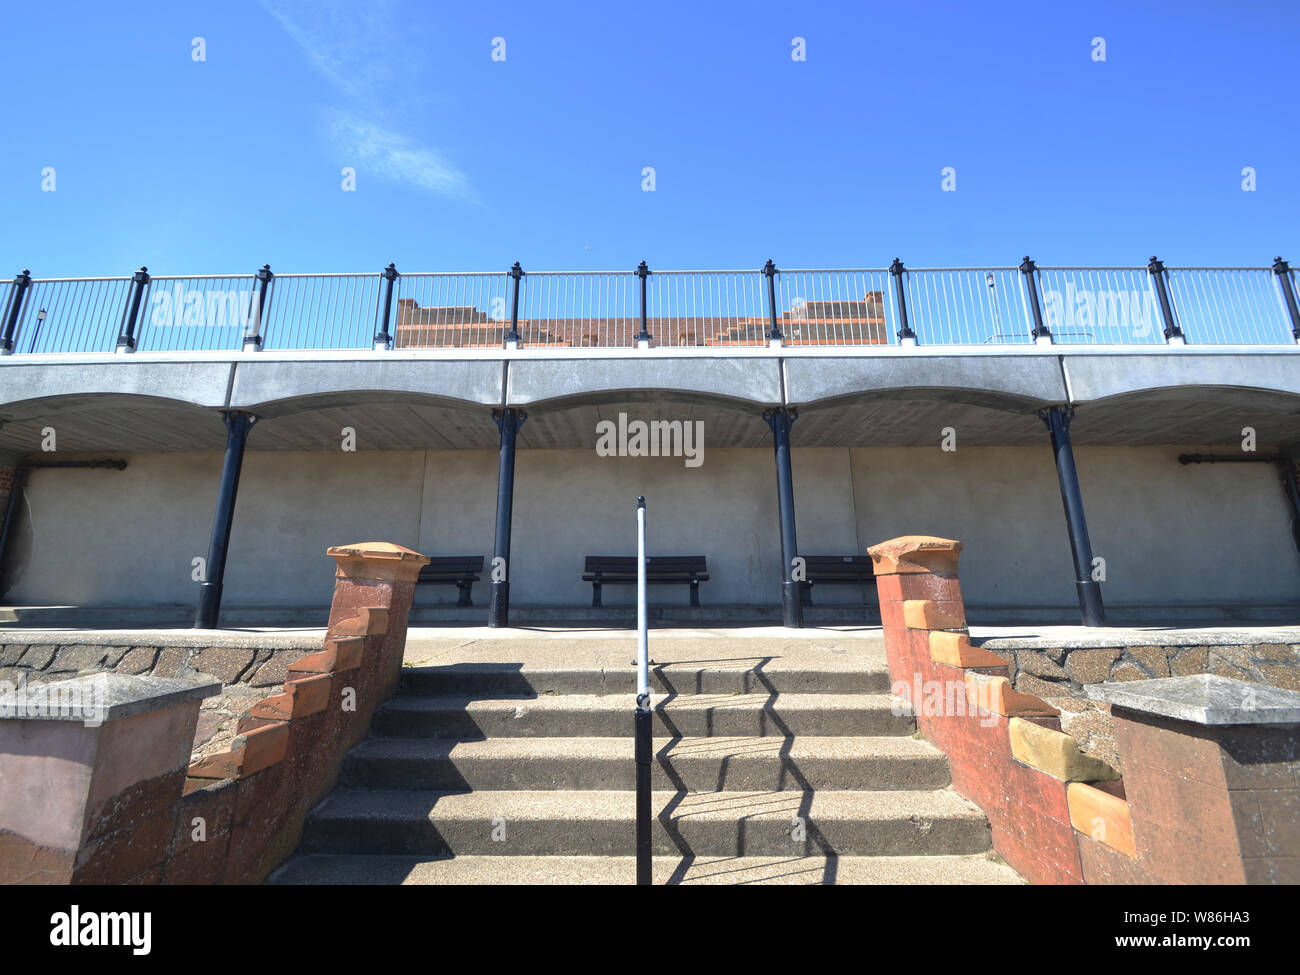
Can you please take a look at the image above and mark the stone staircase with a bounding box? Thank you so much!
[271,638,1020,884]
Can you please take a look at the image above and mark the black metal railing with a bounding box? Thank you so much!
[3,256,1297,355]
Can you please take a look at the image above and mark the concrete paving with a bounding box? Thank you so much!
[269,853,1023,885]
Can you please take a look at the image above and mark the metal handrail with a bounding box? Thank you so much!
[3,259,1298,355]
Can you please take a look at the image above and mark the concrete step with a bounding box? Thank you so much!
[397,662,891,697]
[372,692,914,739]
[299,788,992,857]
[339,735,950,792]
[270,852,1022,885]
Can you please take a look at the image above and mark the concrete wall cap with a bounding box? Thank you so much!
[1086,673,1300,726]
[0,673,220,723]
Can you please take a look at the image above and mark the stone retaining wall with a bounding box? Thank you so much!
[0,637,316,760]
[977,637,1300,771]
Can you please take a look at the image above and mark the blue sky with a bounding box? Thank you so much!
[1,0,1296,276]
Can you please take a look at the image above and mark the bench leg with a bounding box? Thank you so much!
[592,582,602,608]
[457,582,472,608]
[689,579,700,607]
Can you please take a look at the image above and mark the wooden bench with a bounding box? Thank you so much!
[799,555,876,606]
[416,556,485,607]
[582,555,709,607]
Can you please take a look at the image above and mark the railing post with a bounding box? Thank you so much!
[488,407,526,627]
[634,495,652,885]
[505,262,523,349]
[889,258,916,346]
[763,407,803,628]
[374,262,399,351]
[194,411,256,629]
[1273,257,1300,343]
[636,261,652,349]
[0,269,32,355]
[115,266,150,353]
[1019,256,1052,345]
[1038,405,1105,627]
[244,264,273,351]
[1147,256,1185,345]
[763,259,783,347]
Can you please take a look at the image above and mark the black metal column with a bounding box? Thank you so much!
[764,407,803,628]
[194,411,256,629]
[488,407,526,627]
[1273,257,1300,341]
[116,266,150,352]
[244,264,273,351]
[1,269,32,355]
[635,261,652,346]
[763,259,783,343]
[505,262,523,347]
[1039,406,1105,627]
[889,258,916,343]
[1019,256,1051,343]
[374,263,399,350]
[1147,256,1184,342]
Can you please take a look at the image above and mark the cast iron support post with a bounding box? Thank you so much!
[374,263,399,350]
[763,407,803,628]
[1273,257,1300,342]
[116,266,150,353]
[489,407,526,627]
[763,259,783,345]
[505,262,523,348]
[889,258,916,345]
[195,411,256,629]
[244,264,273,351]
[1039,406,1105,627]
[1019,256,1051,344]
[1147,256,1184,344]
[1,269,32,355]
[636,261,652,348]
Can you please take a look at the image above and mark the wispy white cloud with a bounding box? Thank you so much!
[260,0,474,201]
[329,110,474,201]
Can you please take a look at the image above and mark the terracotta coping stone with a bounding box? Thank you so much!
[867,536,962,576]
[331,608,390,638]
[930,630,1010,669]
[903,598,966,631]
[327,542,430,583]
[248,673,331,721]
[187,721,289,781]
[965,671,1060,718]
[1068,781,1137,858]
[287,636,366,675]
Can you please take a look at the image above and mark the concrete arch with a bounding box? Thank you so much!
[0,360,232,413]
[1062,351,1300,405]
[783,354,1068,411]
[228,358,504,413]
[505,357,783,411]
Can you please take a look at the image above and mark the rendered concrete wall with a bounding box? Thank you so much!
[4,443,1298,611]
